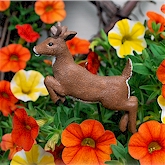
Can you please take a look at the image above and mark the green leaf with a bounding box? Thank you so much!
[9,15,21,24]
[133,63,151,75]
[89,40,100,52]
[151,22,161,33]
[149,42,165,57]
[127,55,143,63]
[64,117,82,128]
[26,14,40,23]
[100,29,108,41]
[147,90,159,101]
[105,160,123,165]
[108,68,121,76]
[20,7,34,16]
[0,127,2,141]
[63,106,70,116]
[125,153,140,165]
[8,24,16,31]
[139,85,158,91]
[111,144,126,160]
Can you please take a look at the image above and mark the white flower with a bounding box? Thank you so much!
[157,95,165,123]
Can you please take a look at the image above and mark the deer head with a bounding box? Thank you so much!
[33,22,77,57]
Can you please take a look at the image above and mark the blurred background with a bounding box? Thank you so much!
[61,1,165,40]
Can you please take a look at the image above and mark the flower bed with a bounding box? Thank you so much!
[0,1,165,165]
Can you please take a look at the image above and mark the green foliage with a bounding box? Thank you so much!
[0,1,165,164]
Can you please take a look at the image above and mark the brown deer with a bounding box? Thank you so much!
[33,22,138,133]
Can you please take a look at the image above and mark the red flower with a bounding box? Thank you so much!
[48,144,65,165]
[11,108,39,151]
[86,51,100,74]
[146,11,165,33]
[66,37,90,56]
[61,119,116,165]
[0,80,18,116]
[161,4,165,14]
[128,120,165,165]
[0,133,22,160]
[16,24,40,43]
[0,44,31,72]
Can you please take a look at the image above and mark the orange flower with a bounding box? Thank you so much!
[128,120,165,165]
[157,59,165,97]
[146,11,165,33]
[11,108,39,151]
[66,37,90,56]
[161,4,165,14]
[86,51,100,74]
[61,119,116,165]
[0,80,18,116]
[34,0,66,24]
[0,44,31,72]
[0,133,22,160]
[0,0,10,11]
[44,59,52,66]
[16,24,40,43]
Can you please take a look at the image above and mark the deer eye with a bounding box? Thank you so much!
[48,42,53,46]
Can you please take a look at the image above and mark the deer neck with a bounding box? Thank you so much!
[52,48,74,73]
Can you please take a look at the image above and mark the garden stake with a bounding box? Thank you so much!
[33,22,138,133]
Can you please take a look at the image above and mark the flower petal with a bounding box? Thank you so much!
[0,0,10,11]
[161,4,165,14]
[108,32,122,47]
[62,146,99,165]
[118,42,132,57]
[128,132,148,159]
[80,119,105,140]
[130,22,146,39]
[158,95,165,124]
[138,120,161,141]
[61,123,83,147]
[157,60,165,84]
[96,130,116,155]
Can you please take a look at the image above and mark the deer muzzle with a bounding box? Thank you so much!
[33,46,41,57]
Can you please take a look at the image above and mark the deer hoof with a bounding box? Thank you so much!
[119,113,129,132]
[63,100,68,106]
[55,99,61,106]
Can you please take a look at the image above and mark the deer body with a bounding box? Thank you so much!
[33,23,138,133]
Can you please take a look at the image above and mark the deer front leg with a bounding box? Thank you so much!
[44,76,66,103]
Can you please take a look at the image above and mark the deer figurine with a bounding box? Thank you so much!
[33,22,138,133]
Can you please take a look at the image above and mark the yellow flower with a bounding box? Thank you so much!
[10,144,55,165]
[108,19,146,58]
[157,95,165,123]
[10,70,48,102]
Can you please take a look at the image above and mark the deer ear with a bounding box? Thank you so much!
[63,31,77,41]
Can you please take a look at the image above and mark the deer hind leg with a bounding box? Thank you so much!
[120,96,138,133]
[44,76,65,103]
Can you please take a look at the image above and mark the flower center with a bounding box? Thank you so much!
[22,89,31,95]
[1,92,9,99]
[81,138,95,148]
[121,35,131,44]
[45,5,53,12]
[25,125,31,130]
[148,142,162,153]
[10,55,19,61]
